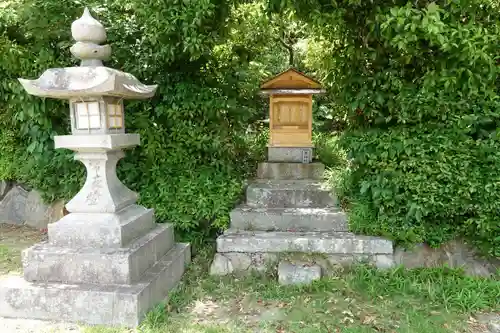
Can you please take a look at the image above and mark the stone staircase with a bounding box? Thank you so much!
[210,162,394,281]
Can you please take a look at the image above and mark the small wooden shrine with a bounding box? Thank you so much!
[260,68,323,149]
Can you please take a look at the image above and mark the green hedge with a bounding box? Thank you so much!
[275,0,500,256]
[0,0,275,241]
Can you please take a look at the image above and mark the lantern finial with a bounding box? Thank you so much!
[70,7,111,66]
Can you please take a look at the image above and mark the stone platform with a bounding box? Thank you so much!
[210,161,394,282]
[0,244,189,327]
[0,210,190,326]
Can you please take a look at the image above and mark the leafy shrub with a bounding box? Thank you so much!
[0,0,283,241]
[273,0,500,256]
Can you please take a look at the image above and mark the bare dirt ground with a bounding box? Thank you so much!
[0,223,45,275]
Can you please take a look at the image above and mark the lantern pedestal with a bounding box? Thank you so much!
[0,140,190,326]
[54,134,141,214]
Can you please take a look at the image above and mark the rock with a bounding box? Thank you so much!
[210,254,233,276]
[395,240,499,278]
[372,254,395,269]
[0,186,29,224]
[489,321,500,333]
[229,206,348,232]
[24,191,50,229]
[0,180,12,200]
[477,314,500,333]
[225,253,251,271]
[327,254,370,267]
[23,192,64,230]
[278,261,321,285]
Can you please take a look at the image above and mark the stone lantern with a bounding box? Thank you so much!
[0,8,190,327]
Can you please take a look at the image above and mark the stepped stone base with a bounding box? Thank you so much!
[211,161,394,280]
[23,224,175,285]
[217,231,393,254]
[210,231,394,276]
[268,147,313,163]
[48,205,155,249]
[0,243,190,327]
[246,180,337,208]
[257,162,324,180]
[230,206,348,232]
[210,251,394,276]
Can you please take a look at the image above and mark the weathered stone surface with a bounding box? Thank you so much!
[246,180,336,208]
[23,224,174,285]
[478,314,500,333]
[225,253,252,271]
[0,243,190,327]
[48,204,155,249]
[20,67,157,100]
[0,180,11,200]
[257,162,324,180]
[394,240,500,277]
[63,150,138,214]
[278,261,321,285]
[217,231,393,254]
[372,254,395,269]
[268,147,313,163]
[230,206,348,231]
[54,134,140,153]
[0,186,29,225]
[24,190,50,229]
[209,254,233,276]
[326,254,371,267]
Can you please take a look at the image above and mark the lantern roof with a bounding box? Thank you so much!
[18,8,157,100]
[260,68,322,90]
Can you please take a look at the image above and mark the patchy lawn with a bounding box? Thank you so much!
[87,247,499,333]
[0,223,45,275]
[0,224,498,333]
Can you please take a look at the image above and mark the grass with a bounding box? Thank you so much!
[0,224,498,333]
[85,246,499,333]
[0,223,45,274]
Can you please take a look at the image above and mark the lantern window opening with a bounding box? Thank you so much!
[107,98,124,130]
[74,98,101,131]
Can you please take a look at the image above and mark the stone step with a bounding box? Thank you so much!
[230,206,348,232]
[0,243,190,327]
[216,231,393,255]
[246,180,337,208]
[257,162,325,180]
[23,224,174,285]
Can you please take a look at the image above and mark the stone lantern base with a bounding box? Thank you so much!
[0,205,190,328]
[0,207,190,327]
[0,136,190,327]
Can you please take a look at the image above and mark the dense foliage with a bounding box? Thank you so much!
[0,0,293,240]
[1,0,499,255]
[271,0,500,255]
